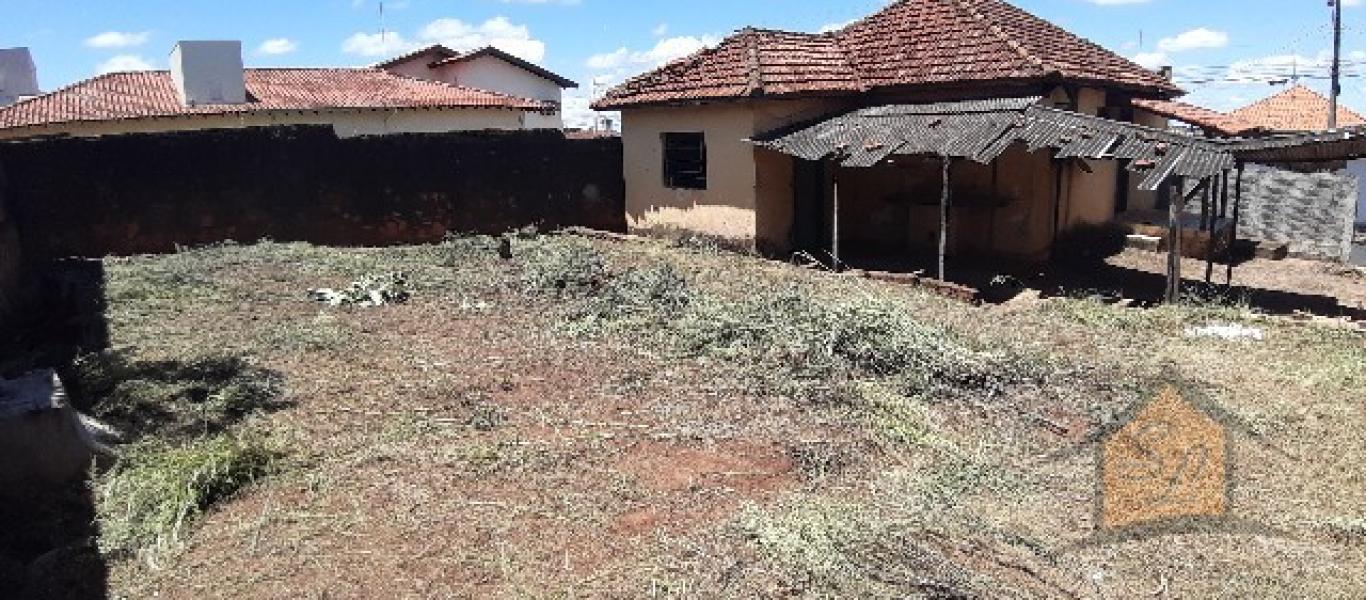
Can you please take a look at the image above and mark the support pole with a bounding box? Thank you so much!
[1208,170,1230,285]
[832,163,841,272]
[1227,163,1245,286]
[1166,177,1186,304]
[1203,176,1216,285]
[1331,0,1344,130]
[939,156,952,281]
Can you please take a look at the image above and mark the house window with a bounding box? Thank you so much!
[662,132,707,190]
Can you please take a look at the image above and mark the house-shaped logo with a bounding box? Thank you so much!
[1099,385,1231,532]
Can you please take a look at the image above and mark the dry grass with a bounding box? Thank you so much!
[69,233,1366,598]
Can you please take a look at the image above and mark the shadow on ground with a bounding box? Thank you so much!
[1,259,110,600]
[840,248,1359,318]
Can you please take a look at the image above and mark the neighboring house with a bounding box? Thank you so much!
[0,48,40,107]
[378,44,577,128]
[593,0,1182,259]
[1230,85,1366,132]
[1141,85,1361,260]
[0,41,577,141]
[1230,85,1366,235]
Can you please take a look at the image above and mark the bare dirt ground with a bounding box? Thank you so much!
[55,235,1366,598]
[1106,249,1366,313]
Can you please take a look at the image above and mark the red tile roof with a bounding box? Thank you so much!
[373,44,459,69]
[594,0,1179,110]
[1130,98,1265,137]
[1228,85,1366,132]
[0,68,549,131]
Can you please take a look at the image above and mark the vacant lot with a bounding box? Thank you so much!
[36,234,1366,598]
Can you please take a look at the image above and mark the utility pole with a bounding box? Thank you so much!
[1330,0,1344,129]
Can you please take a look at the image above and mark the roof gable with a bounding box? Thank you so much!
[595,0,1178,110]
[433,47,578,89]
[1228,85,1366,132]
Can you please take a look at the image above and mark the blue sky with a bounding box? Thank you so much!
[5,0,1366,127]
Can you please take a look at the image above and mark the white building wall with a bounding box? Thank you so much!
[438,56,563,104]
[0,108,534,141]
[385,52,566,129]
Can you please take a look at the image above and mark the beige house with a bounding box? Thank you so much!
[594,0,1180,261]
[0,41,577,141]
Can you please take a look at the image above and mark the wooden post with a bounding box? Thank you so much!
[939,156,952,281]
[1166,177,1186,304]
[1203,175,1216,285]
[1226,163,1245,286]
[832,163,841,272]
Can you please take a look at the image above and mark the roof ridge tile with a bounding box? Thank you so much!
[951,0,1047,74]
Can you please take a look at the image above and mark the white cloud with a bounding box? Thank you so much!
[818,20,855,34]
[586,35,718,71]
[419,16,545,62]
[1132,52,1168,69]
[96,54,155,74]
[561,89,599,129]
[84,31,150,49]
[342,31,416,57]
[1223,52,1331,83]
[1157,28,1229,53]
[652,23,669,37]
[257,38,298,55]
[343,16,547,63]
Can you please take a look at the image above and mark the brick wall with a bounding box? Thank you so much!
[0,126,625,260]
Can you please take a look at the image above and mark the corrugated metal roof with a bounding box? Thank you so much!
[752,97,1236,190]
[1229,126,1366,162]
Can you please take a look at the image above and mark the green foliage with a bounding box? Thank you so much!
[96,434,277,561]
[539,251,1042,400]
[520,237,609,294]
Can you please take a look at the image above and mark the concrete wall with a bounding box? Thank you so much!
[617,86,1136,258]
[1236,163,1357,261]
[0,126,624,258]
[0,107,547,141]
[621,98,843,251]
[384,52,565,128]
[622,104,760,243]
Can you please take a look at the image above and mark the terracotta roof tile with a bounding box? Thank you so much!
[1228,85,1366,132]
[0,68,548,131]
[1130,98,1264,137]
[594,0,1178,110]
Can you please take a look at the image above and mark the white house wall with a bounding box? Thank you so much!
[0,108,539,140]
[437,56,563,104]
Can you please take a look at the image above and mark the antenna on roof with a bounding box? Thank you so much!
[379,1,387,44]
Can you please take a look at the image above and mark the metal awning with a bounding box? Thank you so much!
[750,97,1236,191]
[1229,126,1366,163]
